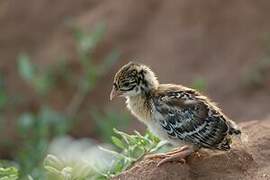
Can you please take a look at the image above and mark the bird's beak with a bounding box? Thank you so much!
[110,87,122,100]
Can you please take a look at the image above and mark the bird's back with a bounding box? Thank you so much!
[152,84,241,151]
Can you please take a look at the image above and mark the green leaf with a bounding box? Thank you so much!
[92,129,170,178]
[149,141,168,153]
[17,53,36,82]
[130,146,145,158]
[98,49,120,75]
[98,146,128,159]
[74,22,106,56]
[0,90,7,110]
[32,75,53,95]
[0,167,18,180]
[112,161,124,175]
[112,136,125,149]
[17,113,35,134]
[0,74,7,109]
[113,129,133,145]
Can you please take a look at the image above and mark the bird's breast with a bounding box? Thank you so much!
[126,96,152,124]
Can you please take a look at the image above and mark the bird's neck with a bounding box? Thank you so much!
[126,82,160,124]
[126,92,153,124]
[126,91,151,104]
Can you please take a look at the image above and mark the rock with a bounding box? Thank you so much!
[112,120,270,180]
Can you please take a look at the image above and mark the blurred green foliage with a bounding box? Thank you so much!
[44,154,96,180]
[42,129,168,180]
[18,53,57,96]
[0,73,7,111]
[91,110,131,142]
[0,166,19,180]
[16,106,70,179]
[0,23,125,179]
[242,58,270,89]
[191,77,207,92]
[72,23,119,92]
[0,22,167,179]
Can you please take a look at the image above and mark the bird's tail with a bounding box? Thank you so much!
[227,120,249,147]
[217,137,231,151]
[227,120,241,136]
[217,130,243,151]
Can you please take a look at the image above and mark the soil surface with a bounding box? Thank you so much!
[1,0,270,148]
[113,119,270,180]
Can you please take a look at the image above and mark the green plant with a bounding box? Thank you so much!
[42,129,168,180]
[0,166,19,180]
[97,129,168,179]
[13,23,120,179]
[16,106,70,179]
[66,23,120,118]
[17,53,57,96]
[44,154,96,180]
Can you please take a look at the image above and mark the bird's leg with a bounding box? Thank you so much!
[156,146,193,166]
[145,152,169,159]
[146,146,189,159]
[164,145,190,155]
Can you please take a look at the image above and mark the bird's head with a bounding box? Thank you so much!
[110,62,159,100]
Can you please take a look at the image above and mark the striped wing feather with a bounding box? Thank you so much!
[153,88,230,150]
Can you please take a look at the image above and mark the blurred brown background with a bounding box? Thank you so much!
[0,0,270,158]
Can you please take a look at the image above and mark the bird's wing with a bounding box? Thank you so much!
[153,87,230,150]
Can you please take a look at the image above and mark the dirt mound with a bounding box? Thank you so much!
[113,120,270,180]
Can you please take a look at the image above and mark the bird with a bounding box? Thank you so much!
[110,62,241,166]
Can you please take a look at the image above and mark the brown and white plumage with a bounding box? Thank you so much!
[110,62,241,165]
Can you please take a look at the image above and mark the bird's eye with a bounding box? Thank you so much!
[122,82,130,87]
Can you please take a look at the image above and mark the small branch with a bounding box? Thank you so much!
[65,82,89,118]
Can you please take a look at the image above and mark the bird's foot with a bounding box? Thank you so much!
[156,151,189,167]
[146,145,193,167]
[145,153,169,160]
